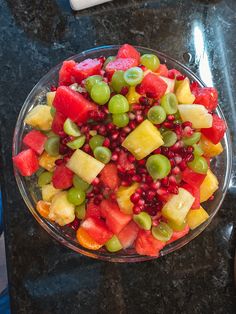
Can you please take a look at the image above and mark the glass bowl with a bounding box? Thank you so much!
[12,45,232,262]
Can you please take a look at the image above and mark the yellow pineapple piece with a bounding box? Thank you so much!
[178,104,213,129]
[39,152,60,171]
[25,105,53,130]
[116,183,139,214]
[126,86,141,104]
[46,91,56,106]
[200,169,219,202]
[42,183,61,202]
[175,78,195,104]
[67,149,105,184]
[186,206,209,230]
[162,188,195,225]
[122,120,164,160]
[199,135,223,158]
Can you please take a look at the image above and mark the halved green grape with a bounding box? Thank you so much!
[161,93,178,114]
[105,235,123,252]
[45,130,57,138]
[183,132,201,146]
[66,135,86,149]
[91,81,111,105]
[38,171,53,187]
[67,187,86,205]
[193,144,204,156]
[140,54,160,71]
[108,95,129,113]
[73,175,90,191]
[147,106,166,124]
[50,106,56,117]
[111,70,127,93]
[85,75,103,93]
[146,154,171,180]
[75,203,86,219]
[44,136,60,156]
[162,130,177,147]
[124,67,144,86]
[187,156,208,174]
[152,222,173,241]
[112,113,129,127]
[133,212,152,230]
[89,135,105,151]
[103,56,116,69]
[94,146,111,164]
[63,118,81,137]
[167,219,187,232]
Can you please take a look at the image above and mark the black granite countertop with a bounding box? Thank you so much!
[1,0,236,313]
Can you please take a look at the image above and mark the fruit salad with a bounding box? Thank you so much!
[13,44,227,257]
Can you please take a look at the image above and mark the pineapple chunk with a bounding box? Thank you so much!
[39,152,60,171]
[178,104,213,129]
[25,105,53,130]
[199,135,223,158]
[66,149,105,184]
[46,91,56,106]
[200,169,219,202]
[49,191,75,226]
[122,120,164,160]
[116,183,139,214]
[162,188,195,225]
[186,206,209,230]
[126,86,141,104]
[42,183,61,202]
[175,78,195,104]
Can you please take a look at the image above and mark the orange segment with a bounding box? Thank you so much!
[76,227,103,250]
[36,200,51,218]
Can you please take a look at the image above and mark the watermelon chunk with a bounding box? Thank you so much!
[181,167,206,188]
[166,225,190,244]
[13,148,39,176]
[71,58,103,83]
[117,44,140,62]
[181,184,200,209]
[51,111,67,135]
[201,114,226,144]
[105,58,138,76]
[168,68,182,79]
[117,221,139,249]
[53,86,97,123]
[100,199,132,234]
[135,230,166,257]
[155,64,168,77]
[23,130,47,155]
[59,60,76,86]
[81,217,113,245]
[86,201,101,219]
[193,87,218,112]
[139,72,167,99]
[52,164,73,189]
[100,163,120,190]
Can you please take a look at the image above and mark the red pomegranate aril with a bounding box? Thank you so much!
[161,177,169,187]
[137,159,146,166]
[174,124,183,136]
[61,136,73,145]
[157,187,168,196]
[185,153,194,162]
[94,197,102,205]
[167,151,175,158]
[93,186,100,194]
[168,185,179,194]
[146,190,156,202]
[167,115,175,121]
[111,152,119,161]
[92,177,100,186]
[153,148,161,154]
[146,207,157,216]
[209,195,214,201]
[70,218,80,230]
[183,126,193,137]
[63,155,71,163]
[99,126,107,136]
[87,192,94,199]
[136,188,143,194]
[138,168,147,174]
[172,166,180,175]
[140,183,149,191]
[132,174,142,182]
[132,104,143,110]
[107,123,115,131]
[161,147,169,156]
[55,158,64,166]
[176,75,186,81]
[121,180,130,187]
[187,146,194,153]
[120,86,129,96]
[123,126,131,134]
[182,121,192,128]
[169,175,177,185]
[138,65,147,71]
[136,115,144,123]
[81,125,89,134]
[168,72,175,79]
[127,154,136,163]
[103,138,110,147]
[145,175,153,184]
[135,84,142,94]
[163,121,173,129]
[139,96,150,106]
[58,130,67,138]
[138,199,145,206]
[151,181,161,190]
[169,158,175,167]
[133,205,142,214]
[83,144,91,153]
[152,219,160,227]
[50,85,57,92]
[130,193,141,204]
[174,155,182,164]
[59,144,69,155]
[111,132,119,140]
[127,169,136,176]
[179,160,187,170]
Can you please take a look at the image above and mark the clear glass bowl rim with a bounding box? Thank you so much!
[12,45,233,262]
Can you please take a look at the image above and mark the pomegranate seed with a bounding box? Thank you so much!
[123,126,131,134]
[111,132,119,140]
[110,193,117,201]
[145,175,153,184]
[146,92,155,98]
[137,159,146,166]
[169,175,177,185]
[179,160,187,170]
[168,72,175,79]
[157,187,168,196]
[138,199,145,206]
[172,166,180,175]
[94,197,102,205]
[167,151,175,158]
[138,65,147,71]
[161,177,169,187]
[169,158,175,167]
[167,115,175,121]
[136,115,144,123]
[146,190,156,202]
[63,155,70,163]
[152,219,160,227]
[174,155,182,164]
[83,144,91,153]
[58,130,67,138]
[70,218,80,230]
[182,121,192,128]
[146,207,157,216]
[133,205,141,214]
[171,141,182,152]
[209,195,214,201]
[128,154,136,163]
[127,169,136,176]
[168,186,179,194]
[132,104,143,110]
[187,146,194,153]
[101,138,110,148]
[183,126,193,137]
[185,153,194,162]
[138,168,147,174]
[87,192,94,199]
[50,85,57,91]
[132,174,142,182]
[130,193,140,204]
[151,181,161,190]
[92,178,100,186]
[59,144,69,155]
[135,84,142,94]
[121,180,130,187]
[93,186,100,194]
[136,188,143,194]
[140,183,149,191]
[174,124,183,136]
[139,96,149,106]
[55,159,64,166]
[153,148,161,154]
[163,121,173,129]
[99,125,107,136]
[161,147,169,156]
[176,75,186,81]
[111,152,119,161]
[120,86,129,96]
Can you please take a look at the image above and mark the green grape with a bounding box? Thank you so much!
[89,135,105,151]
[152,222,173,241]
[162,130,177,147]
[94,146,111,164]
[103,56,116,69]
[73,175,90,191]
[105,235,123,252]
[124,67,144,86]
[133,212,152,230]
[183,132,201,146]
[111,70,127,93]
[147,106,166,124]
[141,54,160,71]
[91,81,111,105]
[75,203,86,219]
[67,187,86,205]
[38,171,53,187]
[44,136,60,156]
[161,93,178,114]
[66,135,86,150]
[85,75,103,93]
[108,95,129,114]
[188,156,208,174]
[50,106,56,117]
[146,154,171,180]
[45,130,57,138]
[193,144,204,156]
[167,219,187,232]
[63,118,81,137]
[112,113,129,127]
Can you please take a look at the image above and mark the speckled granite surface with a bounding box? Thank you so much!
[0,0,236,313]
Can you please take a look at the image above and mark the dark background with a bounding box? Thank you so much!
[0,0,236,313]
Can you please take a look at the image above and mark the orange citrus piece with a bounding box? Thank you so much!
[76,227,103,250]
[36,200,51,218]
